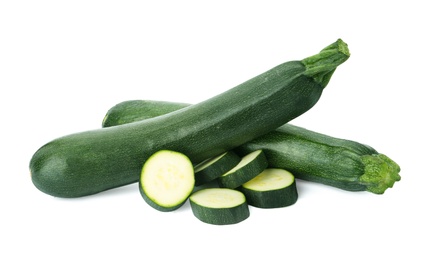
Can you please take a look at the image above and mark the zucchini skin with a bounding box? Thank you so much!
[103,101,401,194]
[30,40,348,198]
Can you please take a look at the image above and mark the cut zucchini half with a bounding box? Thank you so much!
[189,188,250,225]
[194,151,241,186]
[139,150,195,212]
[240,168,298,208]
[218,150,268,189]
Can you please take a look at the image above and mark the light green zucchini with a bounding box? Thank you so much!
[30,39,349,198]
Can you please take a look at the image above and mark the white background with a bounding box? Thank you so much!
[1,1,431,259]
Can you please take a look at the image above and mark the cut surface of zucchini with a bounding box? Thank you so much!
[189,188,250,225]
[240,168,298,208]
[139,150,195,212]
[218,150,268,189]
[194,151,241,186]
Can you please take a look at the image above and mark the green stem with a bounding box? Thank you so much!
[302,39,350,87]
[359,154,401,194]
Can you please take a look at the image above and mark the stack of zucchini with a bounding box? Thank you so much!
[29,39,401,225]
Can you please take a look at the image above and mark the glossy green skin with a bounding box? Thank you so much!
[104,100,400,193]
[30,61,325,198]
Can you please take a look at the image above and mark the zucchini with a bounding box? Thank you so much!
[194,151,241,186]
[102,101,401,194]
[239,168,298,208]
[139,150,195,212]
[30,39,349,197]
[218,150,268,189]
[189,188,250,225]
[236,124,401,194]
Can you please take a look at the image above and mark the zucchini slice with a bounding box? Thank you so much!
[240,168,298,208]
[139,150,195,212]
[218,150,268,189]
[194,151,241,186]
[189,188,250,225]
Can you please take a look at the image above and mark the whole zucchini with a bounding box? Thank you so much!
[30,39,349,198]
[103,101,400,194]
[236,125,401,194]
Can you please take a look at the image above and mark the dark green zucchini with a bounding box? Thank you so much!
[30,39,349,198]
[102,101,401,194]
[235,124,400,194]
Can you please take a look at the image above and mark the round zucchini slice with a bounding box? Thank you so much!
[194,151,241,186]
[218,150,268,189]
[240,168,298,208]
[189,188,250,225]
[139,150,195,212]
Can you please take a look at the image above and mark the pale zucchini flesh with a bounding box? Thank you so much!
[242,168,295,191]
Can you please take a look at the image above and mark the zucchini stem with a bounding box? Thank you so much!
[359,154,401,194]
[302,38,350,87]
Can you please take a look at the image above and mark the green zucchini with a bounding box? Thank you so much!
[218,150,268,189]
[235,125,401,194]
[30,39,349,198]
[139,150,195,212]
[102,101,400,194]
[239,168,298,208]
[194,151,241,186]
[189,188,250,225]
